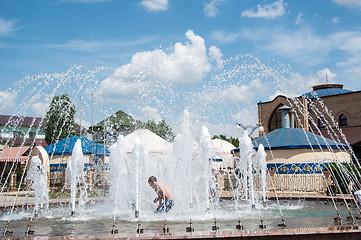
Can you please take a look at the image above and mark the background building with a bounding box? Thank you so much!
[0,115,87,149]
[257,83,361,163]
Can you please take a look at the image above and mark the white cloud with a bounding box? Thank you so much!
[75,118,91,128]
[241,0,286,19]
[232,108,258,128]
[268,68,338,100]
[331,0,361,8]
[211,30,243,44]
[332,17,340,23]
[204,0,225,17]
[209,46,224,69]
[30,102,49,117]
[295,12,303,25]
[0,91,17,112]
[225,27,361,70]
[0,18,18,36]
[48,37,157,52]
[316,68,337,83]
[132,106,162,123]
[200,78,264,105]
[101,30,223,99]
[141,0,168,11]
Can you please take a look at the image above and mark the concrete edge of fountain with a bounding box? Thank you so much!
[4,226,361,240]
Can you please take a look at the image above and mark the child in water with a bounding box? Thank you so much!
[148,176,174,213]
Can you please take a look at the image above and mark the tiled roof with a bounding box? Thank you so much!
[0,115,46,128]
[0,146,29,162]
[252,128,348,150]
[0,115,87,133]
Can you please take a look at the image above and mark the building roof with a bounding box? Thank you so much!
[212,138,235,153]
[304,84,353,99]
[0,115,87,133]
[45,136,109,156]
[124,128,172,153]
[0,115,46,128]
[211,138,235,163]
[252,128,349,150]
[0,146,29,162]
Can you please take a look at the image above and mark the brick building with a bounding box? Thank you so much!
[257,83,361,162]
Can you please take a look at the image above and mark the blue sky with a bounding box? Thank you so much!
[1,0,361,137]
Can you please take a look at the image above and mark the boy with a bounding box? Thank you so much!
[148,176,174,213]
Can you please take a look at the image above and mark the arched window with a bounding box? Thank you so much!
[318,116,326,128]
[268,105,283,132]
[339,114,347,127]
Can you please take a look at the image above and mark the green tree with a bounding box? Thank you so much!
[45,94,76,145]
[141,119,175,141]
[213,135,239,147]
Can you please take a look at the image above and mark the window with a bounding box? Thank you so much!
[339,114,347,127]
[318,116,326,128]
[29,132,36,138]
[13,131,22,138]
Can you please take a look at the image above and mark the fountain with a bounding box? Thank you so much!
[66,139,88,216]
[0,56,360,239]
[26,156,49,215]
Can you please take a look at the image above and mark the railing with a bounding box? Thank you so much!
[267,173,326,193]
[218,173,328,196]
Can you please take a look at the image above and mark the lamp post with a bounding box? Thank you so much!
[236,123,263,138]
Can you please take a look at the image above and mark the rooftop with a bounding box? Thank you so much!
[252,128,349,150]
[304,83,353,99]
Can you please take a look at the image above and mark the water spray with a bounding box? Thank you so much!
[135,210,139,218]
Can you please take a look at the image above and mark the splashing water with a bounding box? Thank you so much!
[26,156,49,213]
[67,139,87,215]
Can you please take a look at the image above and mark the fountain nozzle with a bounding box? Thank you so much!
[186,218,194,232]
[135,210,139,218]
[136,220,143,234]
[259,216,266,229]
[25,222,35,236]
[212,218,219,231]
[163,220,169,234]
[3,222,13,236]
[236,217,243,230]
[71,211,75,217]
[278,216,286,227]
[111,223,118,234]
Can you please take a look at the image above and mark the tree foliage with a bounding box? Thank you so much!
[325,162,361,194]
[90,110,175,142]
[139,119,175,141]
[45,94,76,145]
